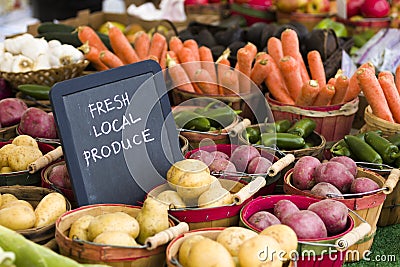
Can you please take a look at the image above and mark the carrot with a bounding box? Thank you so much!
[279,55,303,100]
[167,51,179,63]
[133,31,150,60]
[236,47,254,94]
[330,74,349,105]
[264,58,295,105]
[344,61,375,102]
[281,28,310,83]
[177,47,202,94]
[169,36,184,58]
[183,39,200,62]
[250,52,269,86]
[159,43,168,70]
[99,50,124,69]
[108,25,139,65]
[216,48,232,95]
[77,26,108,52]
[193,69,219,95]
[148,33,167,62]
[220,67,240,95]
[307,50,326,88]
[78,42,109,71]
[267,37,283,65]
[295,80,320,106]
[199,46,217,88]
[378,71,400,123]
[166,54,195,93]
[243,42,258,60]
[313,84,335,106]
[327,77,336,85]
[395,64,400,95]
[357,67,394,122]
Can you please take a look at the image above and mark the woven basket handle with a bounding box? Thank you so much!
[28,146,63,173]
[145,222,189,250]
[233,176,266,205]
[268,154,295,177]
[335,222,371,251]
[383,168,400,194]
[229,118,251,137]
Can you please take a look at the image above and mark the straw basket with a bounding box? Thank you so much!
[55,204,188,267]
[0,60,89,88]
[362,105,400,137]
[0,141,55,186]
[0,124,18,141]
[240,195,361,267]
[266,94,359,144]
[283,168,387,262]
[0,185,71,244]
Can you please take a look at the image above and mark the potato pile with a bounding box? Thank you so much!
[177,225,298,267]
[0,192,67,230]
[68,197,169,247]
[160,159,234,208]
[0,135,43,173]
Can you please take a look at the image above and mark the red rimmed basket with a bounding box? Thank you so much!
[0,124,18,141]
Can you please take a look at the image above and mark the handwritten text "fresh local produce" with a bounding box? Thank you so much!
[83,92,155,167]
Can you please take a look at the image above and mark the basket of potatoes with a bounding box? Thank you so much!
[0,135,56,186]
[0,186,71,244]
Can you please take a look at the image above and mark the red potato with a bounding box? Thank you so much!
[189,150,214,166]
[329,156,357,177]
[308,199,349,235]
[282,210,328,239]
[292,156,321,190]
[0,98,28,127]
[48,163,72,189]
[350,177,380,194]
[208,158,237,174]
[311,182,343,199]
[19,107,57,139]
[248,211,281,231]
[247,156,273,174]
[229,145,260,172]
[273,199,300,221]
[314,162,354,193]
[209,151,229,161]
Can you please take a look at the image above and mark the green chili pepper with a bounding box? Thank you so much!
[330,139,354,158]
[303,142,313,148]
[344,135,383,164]
[393,156,400,168]
[174,110,211,131]
[17,84,51,100]
[274,119,292,133]
[197,106,239,128]
[387,133,400,147]
[261,132,305,150]
[355,130,382,141]
[245,127,261,144]
[287,118,316,138]
[364,131,400,164]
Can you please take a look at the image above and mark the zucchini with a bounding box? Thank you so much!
[37,22,76,34]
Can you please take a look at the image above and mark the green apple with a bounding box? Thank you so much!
[314,18,348,38]
[275,0,307,13]
[98,21,126,35]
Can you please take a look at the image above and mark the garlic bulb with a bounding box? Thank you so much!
[20,37,49,61]
[4,33,34,55]
[51,44,84,66]
[33,53,51,71]
[11,55,34,73]
[0,52,14,72]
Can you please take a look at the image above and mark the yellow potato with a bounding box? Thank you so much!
[0,144,16,168]
[0,193,18,207]
[238,235,283,267]
[1,199,34,211]
[197,187,233,208]
[216,227,258,257]
[8,145,43,171]
[186,238,235,267]
[12,135,38,148]
[260,224,298,261]
[93,231,138,246]
[0,205,36,230]
[156,190,186,209]
[34,192,67,228]
[68,215,95,241]
[87,212,139,241]
[0,193,2,207]
[0,167,13,173]
[178,235,205,266]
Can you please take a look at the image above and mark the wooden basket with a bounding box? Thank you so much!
[0,185,71,244]
[179,135,189,155]
[283,168,387,262]
[15,92,52,112]
[55,204,185,267]
[378,170,400,226]
[0,124,18,141]
[362,105,400,137]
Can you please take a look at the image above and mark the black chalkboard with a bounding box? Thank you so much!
[50,60,183,207]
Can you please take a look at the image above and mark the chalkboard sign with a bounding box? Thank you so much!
[50,60,183,207]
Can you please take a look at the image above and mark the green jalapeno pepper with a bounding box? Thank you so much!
[173,110,211,131]
[287,118,316,138]
[17,84,51,100]
[364,131,400,164]
[261,132,305,150]
[344,135,383,164]
[197,106,239,128]
[330,139,354,158]
[245,127,261,144]
[274,119,292,133]
[387,133,400,147]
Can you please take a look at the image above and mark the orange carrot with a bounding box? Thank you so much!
[78,42,109,71]
[148,55,159,62]
[220,67,239,95]
[330,74,349,105]
[295,80,320,106]
[133,31,150,60]
[312,84,335,106]
[199,46,217,87]
[279,55,303,100]
[307,50,326,88]
[99,50,124,69]
[250,52,269,86]
[177,47,202,94]
[166,54,195,93]
[77,26,108,52]
[216,48,232,95]
[267,37,283,66]
[357,67,394,122]
[328,77,336,85]
[378,71,400,123]
[344,61,375,102]
[236,47,254,94]
[159,43,168,70]
[395,64,400,95]
[183,39,200,62]
[243,42,258,60]
[148,33,167,62]
[167,51,179,63]
[169,36,184,58]
[193,69,219,95]
[108,25,139,64]
[264,58,295,105]
[281,28,310,83]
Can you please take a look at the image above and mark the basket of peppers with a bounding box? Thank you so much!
[238,118,326,160]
